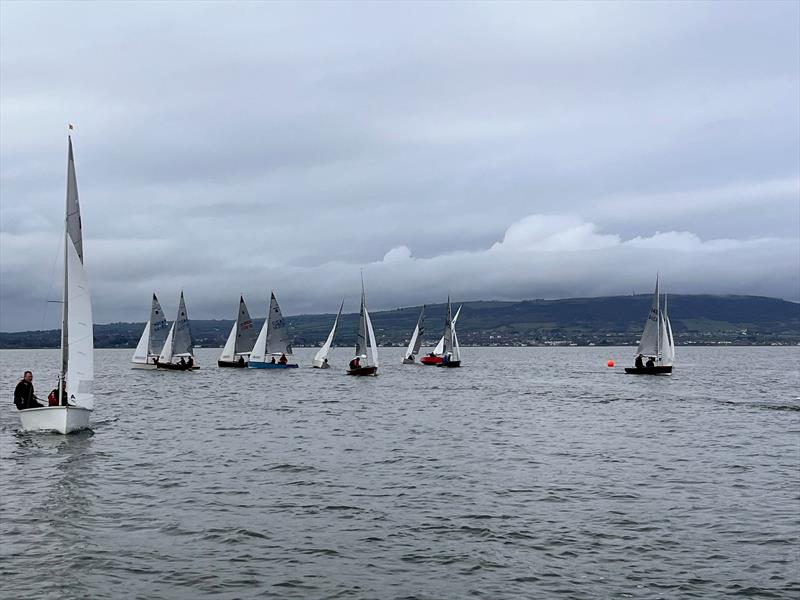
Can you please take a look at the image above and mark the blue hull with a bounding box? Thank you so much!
[248,362,299,369]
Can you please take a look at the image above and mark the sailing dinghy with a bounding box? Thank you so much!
[131,293,170,369]
[218,295,257,367]
[625,276,675,375]
[347,281,379,376]
[436,297,461,368]
[248,292,299,369]
[421,303,461,365]
[312,299,344,369]
[402,305,425,364]
[19,135,93,434]
[156,292,198,370]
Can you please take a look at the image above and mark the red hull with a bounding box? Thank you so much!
[420,356,442,366]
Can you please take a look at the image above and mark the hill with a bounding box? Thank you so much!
[1,294,798,349]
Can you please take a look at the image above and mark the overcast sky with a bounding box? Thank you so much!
[1,1,798,331]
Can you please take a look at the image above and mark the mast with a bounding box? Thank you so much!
[58,136,74,400]
[656,274,661,362]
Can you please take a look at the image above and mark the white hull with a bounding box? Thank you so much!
[131,361,157,370]
[18,406,92,434]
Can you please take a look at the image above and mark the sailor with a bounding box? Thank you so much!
[187,356,194,368]
[645,357,655,368]
[278,353,288,365]
[322,358,329,368]
[14,371,43,410]
[428,352,436,358]
[270,356,276,364]
[179,356,186,368]
[237,355,245,367]
[635,354,644,369]
[349,356,361,370]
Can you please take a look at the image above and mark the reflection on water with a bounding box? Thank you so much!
[1,346,798,599]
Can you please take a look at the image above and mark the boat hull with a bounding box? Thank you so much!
[218,360,247,368]
[347,366,378,376]
[131,361,158,370]
[624,366,673,375]
[18,406,92,434]
[312,363,331,369]
[402,357,416,364]
[437,360,461,368]
[420,356,442,366]
[248,362,299,369]
[156,363,199,371]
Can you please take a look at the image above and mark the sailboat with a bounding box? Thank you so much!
[248,292,299,369]
[436,297,461,368]
[131,293,170,369]
[625,276,675,375]
[347,280,379,376]
[312,299,344,369]
[19,135,94,434]
[402,305,425,364]
[421,303,462,365]
[156,292,198,370]
[218,295,257,367]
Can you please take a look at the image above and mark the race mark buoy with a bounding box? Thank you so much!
[607,359,615,368]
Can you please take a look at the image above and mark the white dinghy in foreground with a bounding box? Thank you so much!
[625,276,675,375]
[347,280,379,376]
[19,135,94,434]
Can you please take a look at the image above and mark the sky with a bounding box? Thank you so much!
[1,1,798,331]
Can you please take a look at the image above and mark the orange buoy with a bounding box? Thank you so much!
[607,359,615,368]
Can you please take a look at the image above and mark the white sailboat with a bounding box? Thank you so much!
[19,135,94,434]
[249,292,298,369]
[218,295,257,368]
[626,276,674,375]
[312,299,344,369]
[421,303,461,365]
[156,292,197,370]
[437,297,461,368]
[402,305,425,364]
[347,280,379,376]
[131,293,169,369]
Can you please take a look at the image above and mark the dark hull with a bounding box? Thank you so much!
[218,360,247,368]
[436,361,461,368]
[624,366,673,375]
[347,366,378,376]
[156,363,199,371]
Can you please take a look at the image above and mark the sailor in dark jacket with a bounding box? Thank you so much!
[14,371,44,410]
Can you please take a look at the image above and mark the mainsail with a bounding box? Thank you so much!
[265,292,292,355]
[661,294,676,366]
[355,288,368,358]
[434,305,461,355]
[172,292,193,357]
[61,136,94,408]
[149,294,169,355]
[313,299,344,367]
[404,305,425,360]
[636,276,660,358]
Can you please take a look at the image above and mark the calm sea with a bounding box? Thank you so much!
[1,346,798,599]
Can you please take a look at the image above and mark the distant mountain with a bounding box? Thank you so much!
[1,295,798,349]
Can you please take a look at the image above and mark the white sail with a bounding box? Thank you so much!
[452,326,461,362]
[636,277,660,358]
[249,308,269,363]
[159,323,176,363]
[404,305,425,360]
[265,292,292,355]
[133,320,151,363]
[172,292,193,357]
[434,304,461,355]
[149,293,169,355]
[62,136,94,409]
[219,322,237,362]
[313,300,343,368]
[234,296,257,355]
[355,288,368,359]
[365,305,379,368]
[661,295,676,366]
